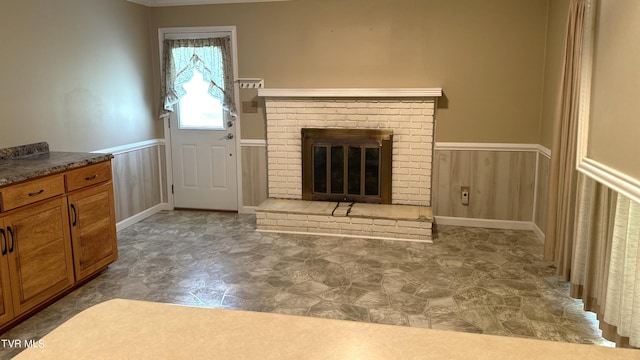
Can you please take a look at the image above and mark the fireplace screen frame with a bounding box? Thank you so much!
[302,128,392,204]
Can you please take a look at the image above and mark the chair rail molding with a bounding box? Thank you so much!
[575,0,640,205]
[127,0,291,6]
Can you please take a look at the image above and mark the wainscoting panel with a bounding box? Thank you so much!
[111,144,162,223]
[534,152,550,234]
[432,149,536,221]
[241,143,268,207]
[159,144,168,203]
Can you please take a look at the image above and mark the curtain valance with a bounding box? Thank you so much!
[160,37,236,119]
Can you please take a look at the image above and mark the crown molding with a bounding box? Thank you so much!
[127,0,291,7]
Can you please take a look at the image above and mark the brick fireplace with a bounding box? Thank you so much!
[255,88,442,242]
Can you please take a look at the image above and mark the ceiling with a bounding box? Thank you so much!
[127,0,291,6]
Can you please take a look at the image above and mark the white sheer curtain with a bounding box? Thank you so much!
[604,195,640,347]
[159,37,236,120]
[570,177,640,348]
[570,175,615,316]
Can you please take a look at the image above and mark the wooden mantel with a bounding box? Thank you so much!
[257,88,443,98]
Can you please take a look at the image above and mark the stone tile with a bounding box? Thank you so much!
[453,287,505,308]
[2,211,616,359]
[431,313,482,333]
[369,308,409,326]
[408,314,430,329]
[319,286,367,304]
[459,307,505,333]
[389,292,428,314]
[354,292,390,308]
[288,281,330,296]
[502,318,536,337]
[340,304,370,322]
[308,301,351,321]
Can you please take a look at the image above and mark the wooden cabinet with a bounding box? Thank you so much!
[4,198,74,316]
[0,218,14,327]
[0,175,66,212]
[68,182,118,281]
[0,159,117,330]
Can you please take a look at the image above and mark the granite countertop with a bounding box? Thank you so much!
[0,142,113,187]
[14,299,639,359]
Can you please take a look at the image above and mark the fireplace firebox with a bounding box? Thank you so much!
[302,128,392,204]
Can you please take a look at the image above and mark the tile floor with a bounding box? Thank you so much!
[1,210,613,358]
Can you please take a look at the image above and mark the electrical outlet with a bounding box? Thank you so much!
[460,186,470,206]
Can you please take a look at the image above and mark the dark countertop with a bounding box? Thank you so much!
[0,142,113,187]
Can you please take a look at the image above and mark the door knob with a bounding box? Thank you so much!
[226,133,234,140]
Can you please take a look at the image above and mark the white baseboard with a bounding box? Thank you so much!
[116,203,172,232]
[435,216,534,230]
[532,223,546,242]
[434,216,546,242]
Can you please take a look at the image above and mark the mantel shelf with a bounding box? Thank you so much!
[257,88,443,98]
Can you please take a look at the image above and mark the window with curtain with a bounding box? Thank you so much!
[160,37,236,126]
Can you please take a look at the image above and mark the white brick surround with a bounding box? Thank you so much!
[263,97,437,206]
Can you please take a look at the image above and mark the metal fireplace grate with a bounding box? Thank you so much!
[302,128,392,204]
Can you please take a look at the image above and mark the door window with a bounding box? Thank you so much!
[177,68,224,130]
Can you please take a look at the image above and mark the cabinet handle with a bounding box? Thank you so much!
[0,229,6,256]
[28,189,45,197]
[71,204,77,227]
[7,226,14,253]
[85,175,97,181]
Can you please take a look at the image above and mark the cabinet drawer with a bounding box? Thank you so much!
[65,161,112,192]
[0,175,65,211]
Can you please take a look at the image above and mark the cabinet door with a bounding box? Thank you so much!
[5,198,74,316]
[68,182,118,281]
[0,218,14,327]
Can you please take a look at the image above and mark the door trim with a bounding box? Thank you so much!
[158,26,245,212]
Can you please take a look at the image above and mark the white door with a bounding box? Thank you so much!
[170,107,237,211]
[165,31,239,211]
[159,27,240,211]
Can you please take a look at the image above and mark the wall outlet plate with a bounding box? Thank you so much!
[461,186,470,206]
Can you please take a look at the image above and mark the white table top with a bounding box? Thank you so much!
[15,299,639,359]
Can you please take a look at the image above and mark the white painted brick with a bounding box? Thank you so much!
[400,109,423,116]
[372,225,395,235]
[397,220,419,229]
[350,217,373,225]
[283,101,305,108]
[287,214,308,221]
[389,102,412,109]
[373,219,397,227]
[264,97,434,205]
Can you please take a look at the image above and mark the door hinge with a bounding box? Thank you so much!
[171,185,174,194]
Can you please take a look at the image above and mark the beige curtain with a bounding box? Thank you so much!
[544,0,586,279]
[601,195,640,348]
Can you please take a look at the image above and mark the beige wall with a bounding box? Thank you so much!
[587,0,640,181]
[0,0,159,152]
[239,89,266,140]
[539,0,570,150]
[150,0,549,143]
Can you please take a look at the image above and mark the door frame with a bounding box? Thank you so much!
[158,26,244,212]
